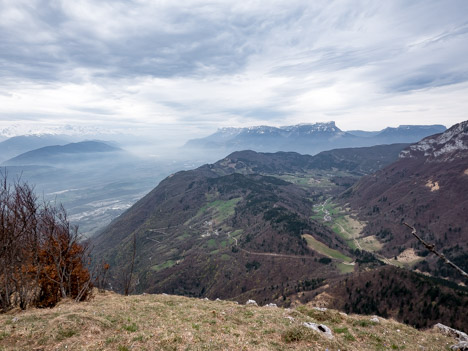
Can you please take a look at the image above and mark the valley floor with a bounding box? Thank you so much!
[0,290,457,351]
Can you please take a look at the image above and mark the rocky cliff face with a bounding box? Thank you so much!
[400,120,468,162]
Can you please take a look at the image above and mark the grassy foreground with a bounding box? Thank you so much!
[0,290,456,351]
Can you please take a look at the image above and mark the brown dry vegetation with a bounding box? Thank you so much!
[0,290,457,351]
[0,175,92,312]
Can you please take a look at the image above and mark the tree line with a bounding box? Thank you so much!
[0,174,93,312]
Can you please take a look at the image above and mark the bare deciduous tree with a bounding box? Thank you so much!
[403,222,468,278]
[122,233,137,296]
[0,172,92,312]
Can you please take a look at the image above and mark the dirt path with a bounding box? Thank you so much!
[238,248,317,260]
[228,230,316,260]
[227,231,238,246]
[320,198,332,221]
[336,222,363,250]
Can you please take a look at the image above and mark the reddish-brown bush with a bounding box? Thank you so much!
[0,174,92,311]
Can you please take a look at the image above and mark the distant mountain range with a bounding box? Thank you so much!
[0,124,113,139]
[0,134,71,163]
[3,141,123,166]
[184,122,446,156]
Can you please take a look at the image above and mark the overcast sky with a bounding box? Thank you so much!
[1,0,467,140]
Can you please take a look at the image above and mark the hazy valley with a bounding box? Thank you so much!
[87,121,468,331]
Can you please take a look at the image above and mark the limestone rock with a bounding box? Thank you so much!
[264,303,277,308]
[303,322,334,339]
[246,299,258,306]
[434,323,468,342]
[313,307,327,311]
[451,341,468,351]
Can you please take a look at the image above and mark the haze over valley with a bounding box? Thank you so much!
[0,122,446,236]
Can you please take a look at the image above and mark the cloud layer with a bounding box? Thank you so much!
[1,0,467,140]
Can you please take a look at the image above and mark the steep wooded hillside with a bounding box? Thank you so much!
[304,265,468,331]
[93,144,408,302]
[344,120,468,282]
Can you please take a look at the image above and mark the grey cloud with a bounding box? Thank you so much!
[390,70,468,93]
[2,0,467,86]
[0,1,303,82]
[1,0,468,132]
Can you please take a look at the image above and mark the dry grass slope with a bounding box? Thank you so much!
[0,290,456,351]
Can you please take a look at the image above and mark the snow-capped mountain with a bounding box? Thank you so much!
[184,122,446,156]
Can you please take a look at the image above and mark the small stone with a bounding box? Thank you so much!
[313,307,327,311]
[285,316,295,322]
[264,303,277,308]
[370,316,380,323]
[215,298,221,301]
[246,299,257,306]
[203,297,209,301]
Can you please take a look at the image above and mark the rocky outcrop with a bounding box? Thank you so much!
[303,322,334,339]
[434,323,468,351]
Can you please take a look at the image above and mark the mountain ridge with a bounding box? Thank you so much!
[0,134,71,163]
[184,122,446,156]
[3,141,123,166]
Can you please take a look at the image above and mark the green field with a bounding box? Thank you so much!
[336,262,355,273]
[151,259,176,272]
[312,200,365,250]
[302,234,353,263]
[195,197,242,223]
[276,172,335,189]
